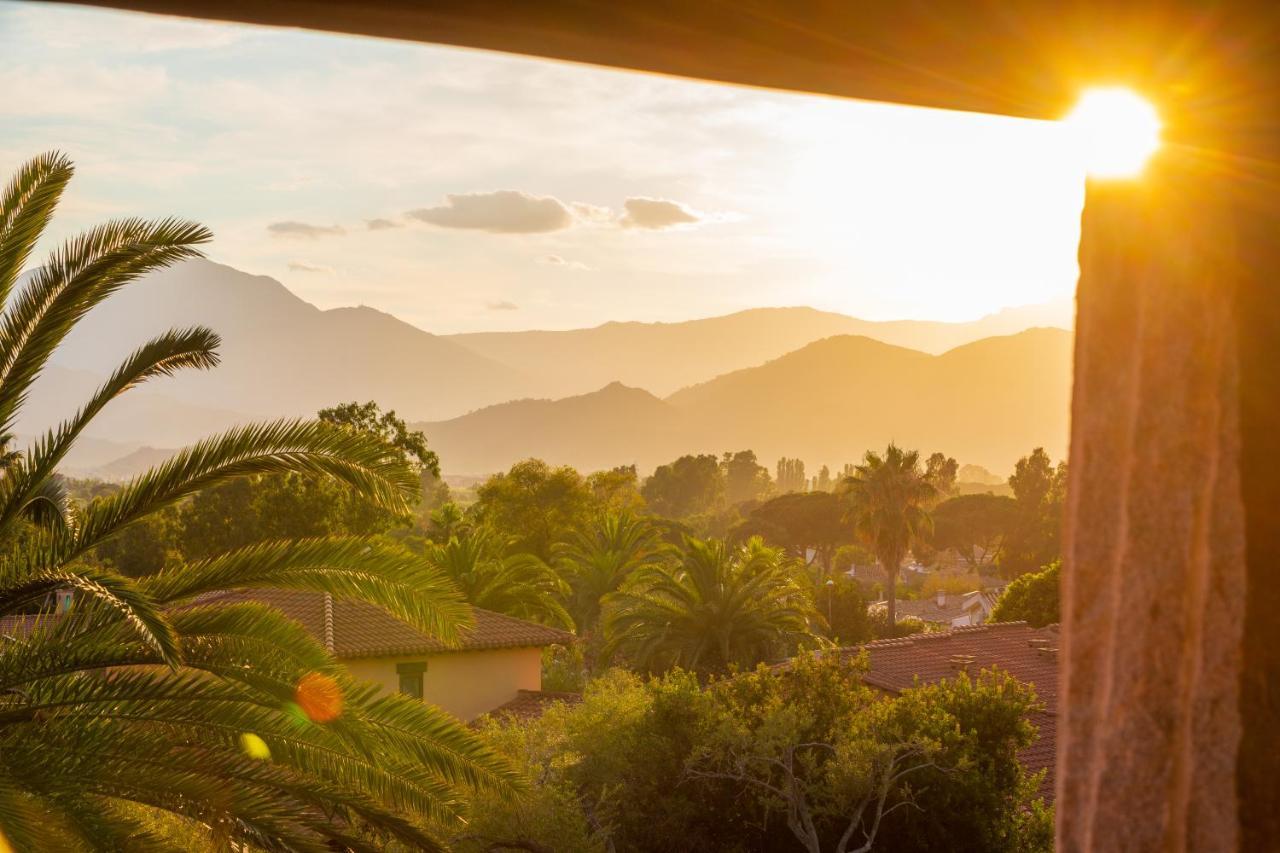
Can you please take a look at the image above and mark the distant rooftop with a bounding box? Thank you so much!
[196,588,573,658]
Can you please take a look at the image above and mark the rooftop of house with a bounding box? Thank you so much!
[481,689,583,724]
[841,621,1059,798]
[195,588,574,659]
[873,589,994,624]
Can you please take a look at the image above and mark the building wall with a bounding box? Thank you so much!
[344,646,543,721]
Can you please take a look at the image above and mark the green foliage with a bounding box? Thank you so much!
[820,573,876,645]
[473,459,593,561]
[476,656,1051,853]
[427,527,573,629]
[318,400,439,476]
[732,490,852,570]
[554,511,671,640]
[931,493,1019,568]
[603,536,819,675]
[873,670,1052,852]
[923,451,959,499]
[585,464,646,514]
[839,444,936,628]
[721,449,772,506]
[991,560,1061,627]
[0,152,515,850]
[1000,448,1067,576]
[640,453,723,518]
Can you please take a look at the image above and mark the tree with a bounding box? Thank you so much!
[930,493,1019,569]
[731,490,852,571]
[470,654,1051,853]
[585,464,646,514]
[427,527,572,629]
[839,445,936,630]
[473,459,593,561]
[923,452,959,500]
[1001,448,1067,576]
[603,536,818,675]
[721,449,772,506]
[640,453,723,518]
[318,400,439,475]
[991,561,1061,627]
[0,153,512,849]
[776,456,808,493]
[553,511,671,639]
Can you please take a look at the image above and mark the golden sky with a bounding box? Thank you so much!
[1,1,1093,333]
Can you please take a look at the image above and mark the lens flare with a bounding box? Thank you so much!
[1064,87,1162,178]
[295,671,343,723]
[239,732,271,760]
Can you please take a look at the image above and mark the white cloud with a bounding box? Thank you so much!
[366,218,401,230]
[267,221,346,239]
[487,300,519,311]
[407,191,574,234]
[619,197,700,229]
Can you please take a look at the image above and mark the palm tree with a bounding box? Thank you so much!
[839,444,936,632]
[554,511,671,636]
[0,152,515,850]
[602,536,817,675]
[427,527,572,630]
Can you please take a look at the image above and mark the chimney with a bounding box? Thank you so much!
[936,589,947,608]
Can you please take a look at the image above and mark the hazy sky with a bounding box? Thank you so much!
[1,1,1088,334]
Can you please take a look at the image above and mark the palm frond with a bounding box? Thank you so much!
[0,327,219,539]
[0,217,211,437]
[63,420,417,560]
[0,151,74,311]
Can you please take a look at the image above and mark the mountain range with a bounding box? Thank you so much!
[416,328,1073,475]
[39,258,1073,478]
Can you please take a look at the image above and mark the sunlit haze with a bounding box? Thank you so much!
[1,1,1089,333]
[1064,87,1162,178]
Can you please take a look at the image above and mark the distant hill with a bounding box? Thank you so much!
[417,382,692,475]
[41,258,1072,469]
[420,328,1073,475]
[447,301,1072,398]
[20,365,249,453]
[49,259,532,424]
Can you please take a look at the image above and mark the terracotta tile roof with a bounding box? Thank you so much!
[483,689,583,723]
[193,589,573,658]
[842,621,1059,799]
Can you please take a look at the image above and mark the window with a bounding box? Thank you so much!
[396,662,427,700]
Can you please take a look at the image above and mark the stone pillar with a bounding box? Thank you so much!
[1059,146,1248,850]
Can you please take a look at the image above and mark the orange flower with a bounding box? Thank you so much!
[294,672,343,723]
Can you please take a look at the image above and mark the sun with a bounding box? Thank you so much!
[1064,87,1162,178]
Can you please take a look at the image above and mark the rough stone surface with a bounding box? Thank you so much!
[1059,151,1246,852]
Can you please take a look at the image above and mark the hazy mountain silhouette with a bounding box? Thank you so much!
[418,328,1072,475]
[23,365,250,450]
[417,381,689,475]
[43,259,1072,476]
[447,302,1072,398]
[50,259,532,423]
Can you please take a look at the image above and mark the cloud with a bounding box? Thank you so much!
[268,221,345,239]
[366,218,401,230]
[540,254,591,271]
[487,300,519,311]
[619,197,700,229]
[407,190,574,234]
[287,261,333,273]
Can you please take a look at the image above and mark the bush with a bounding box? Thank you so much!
[991,561,1060,627]
[472,657,1052,852]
